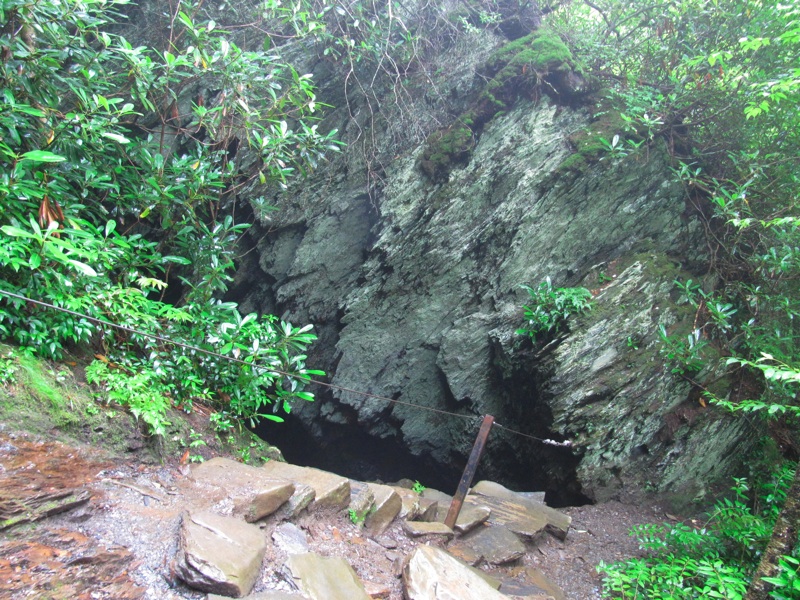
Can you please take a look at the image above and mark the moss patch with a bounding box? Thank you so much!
[0,345,284,465]
[418,124,475,182]
[418,27,584,182]
[485,27,572,75]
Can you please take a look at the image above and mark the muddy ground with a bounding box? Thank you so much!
[0,426,672,599]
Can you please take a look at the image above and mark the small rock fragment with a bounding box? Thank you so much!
[272,523,310,555]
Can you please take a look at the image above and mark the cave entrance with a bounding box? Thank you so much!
[253,407,591,508]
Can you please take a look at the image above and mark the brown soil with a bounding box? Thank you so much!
[0,428,672,599]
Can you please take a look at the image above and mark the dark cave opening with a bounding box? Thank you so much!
[254,410,463,491]
[253,400,593,509]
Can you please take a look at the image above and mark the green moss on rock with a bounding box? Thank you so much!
[418,124,475,182]
[418,27,584,182]
[485,27,572,75]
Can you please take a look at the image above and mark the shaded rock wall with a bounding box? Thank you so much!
[202,4,759,503]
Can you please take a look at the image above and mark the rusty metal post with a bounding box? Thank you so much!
[444,414,495,530]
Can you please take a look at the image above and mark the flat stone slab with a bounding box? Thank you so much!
[193,458,294,522]
[209,592,309,600]
[498,566,566,600]
[364,483,401,535]
[263,462,350,510]
[173,511,266,597]
[472,481,545,504]
[402,521,454,539]
[284,552,370,600]
[403,545,509,600]
[451,504,491,534]
[464,492,570,540]
[447,525,526,566]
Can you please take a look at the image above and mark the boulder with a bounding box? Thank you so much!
[173,511,266,597]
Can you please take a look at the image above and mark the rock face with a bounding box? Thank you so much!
[230,2,757,502]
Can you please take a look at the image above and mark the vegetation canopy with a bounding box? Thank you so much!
[0,0,341,434]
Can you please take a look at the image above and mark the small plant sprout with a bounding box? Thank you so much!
[516,278,593,339]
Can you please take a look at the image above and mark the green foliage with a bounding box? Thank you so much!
[0,347,19,385]
[599,468,798,599]
[186,429,207,463]
[412,480,426,494]
[348,507,368,526]
[763,554,800,599]
[0,0,339,435]
[516,278,593,339]
[659,325,708,375]
[86,361,171,437]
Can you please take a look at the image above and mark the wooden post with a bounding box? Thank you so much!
[444,415,495,530]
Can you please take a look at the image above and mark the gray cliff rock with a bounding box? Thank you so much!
[215,3,757,503]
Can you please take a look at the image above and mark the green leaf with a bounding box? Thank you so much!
[66,259,98,277]
[101,132,131,144]
[1,225,33,238]
[20,150,66,163]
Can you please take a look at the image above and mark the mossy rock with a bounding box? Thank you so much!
[485,27,572,76]
[418,27,587,182]
[418,124,475,182]
[554,109,637,177]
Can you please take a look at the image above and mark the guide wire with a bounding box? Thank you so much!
[0,289,570,446]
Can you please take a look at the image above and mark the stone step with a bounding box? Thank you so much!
[192,457,295,522]
[262,461,351,511]
[403,545,510,600]
[363,482,402,535]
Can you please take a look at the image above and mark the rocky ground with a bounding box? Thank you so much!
[0,426,671,599]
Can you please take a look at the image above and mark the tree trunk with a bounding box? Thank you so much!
[745,463,800,600]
